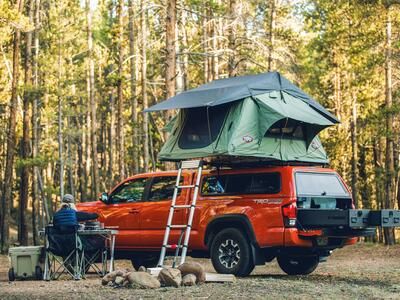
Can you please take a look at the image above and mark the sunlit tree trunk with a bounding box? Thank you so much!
[116,0,125,180]
[267,0,276,71]
[141,0,149,172]
[19,0,34,246]
[180,1,189,90]
[32,0,41,245]
[384,5,395,245]
[228,0,237,77]
[128,0,139,175]
[57,7,64,200]
[202,3,209,82]
[1,0,25,253]
[86,0,100,196]
[165,0,176,140]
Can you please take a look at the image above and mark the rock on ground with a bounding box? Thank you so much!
[126,271,160,289]
[158,268,182,288]
[178,262,206,284]
[182,274,197,286]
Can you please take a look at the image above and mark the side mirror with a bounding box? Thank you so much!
[100,192,109,203]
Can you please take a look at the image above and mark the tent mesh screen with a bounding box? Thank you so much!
[178,104,229,149]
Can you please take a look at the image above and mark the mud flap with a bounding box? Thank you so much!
[251,243,266,266]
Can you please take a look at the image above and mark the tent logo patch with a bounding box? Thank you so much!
[310,140,319,150]
[242,135,254,143]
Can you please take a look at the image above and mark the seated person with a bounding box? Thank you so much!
[53,203,79,233]
[58,193,99,222]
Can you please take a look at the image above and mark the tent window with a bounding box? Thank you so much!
[265,119,304,139]
[178,104,229,149]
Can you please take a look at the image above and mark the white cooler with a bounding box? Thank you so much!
[8,246,44,280]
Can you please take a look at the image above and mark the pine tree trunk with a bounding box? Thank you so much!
[31,0,41,245]
[128,0,139,175]
[86,0,100,196]
[19,0,34,246]
[180,0,189,90]
[202,4,209,83]
[384,6,395,245]
[211,11,218,80]
[66,116,75,197]
[350,98,358,208]
[267,0,276,71]
[1,0,25,253]
[164,0,176,170]
[57,31,64,199]
[228,0,237,77]
[108,92,115,187]
[116,0,125,180]
[141,0,149,172]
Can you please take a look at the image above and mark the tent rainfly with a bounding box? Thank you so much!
[145,72,339,164]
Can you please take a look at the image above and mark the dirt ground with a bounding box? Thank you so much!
[0,243,400,300]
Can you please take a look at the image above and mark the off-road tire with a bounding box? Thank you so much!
[277,255,319,275]
[210,228,255,277]
[131,255,159,270]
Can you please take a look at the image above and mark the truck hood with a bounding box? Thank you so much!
[76,201,103,210]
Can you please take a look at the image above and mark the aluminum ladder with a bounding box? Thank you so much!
[157,159,203,268]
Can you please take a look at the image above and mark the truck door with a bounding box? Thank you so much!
[101,177,148,248]
[138,174,187,249]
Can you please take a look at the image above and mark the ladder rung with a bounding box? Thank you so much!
[173,205,192,209]
[180,160,202,169]
[165,244,184,249]
[177,185,196,189]
[169,225,188,229]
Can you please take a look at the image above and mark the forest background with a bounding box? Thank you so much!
[0,0,400,252]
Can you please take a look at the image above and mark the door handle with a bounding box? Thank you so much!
[129,209,140,214]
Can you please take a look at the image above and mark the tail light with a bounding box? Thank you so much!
[282,203,297,227]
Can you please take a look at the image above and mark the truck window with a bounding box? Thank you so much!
[109,178,147,203]
[295,172,351,209]
[148,176,183,201]
[202,172,281,195]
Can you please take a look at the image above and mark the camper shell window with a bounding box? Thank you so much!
[201,172,281,196]
[295,172,352,210]
[265,119,304,139]
[178,104,229,149]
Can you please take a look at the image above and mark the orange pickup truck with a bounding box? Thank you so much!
[77,165,386,276]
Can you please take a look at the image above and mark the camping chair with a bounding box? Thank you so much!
[43,226,84,280]
[80,235,108,277]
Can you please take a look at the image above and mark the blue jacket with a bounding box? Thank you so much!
[53,207,78,228]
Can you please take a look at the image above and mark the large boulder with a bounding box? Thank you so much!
[178,262,206,284]
[158,268,182,288]
[182,274,197,286]
[126,271,161,289]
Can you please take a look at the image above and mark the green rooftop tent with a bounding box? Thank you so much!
[145,72,338,164]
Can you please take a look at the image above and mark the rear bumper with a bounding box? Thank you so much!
[283,208,399,249]
[284,227,369,249]
[297,209,400,228]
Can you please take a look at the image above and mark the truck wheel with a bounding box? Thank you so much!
[131,255,158,270]
[8,268,16,281]
[277,255,319,275]
[210,228,255,277]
